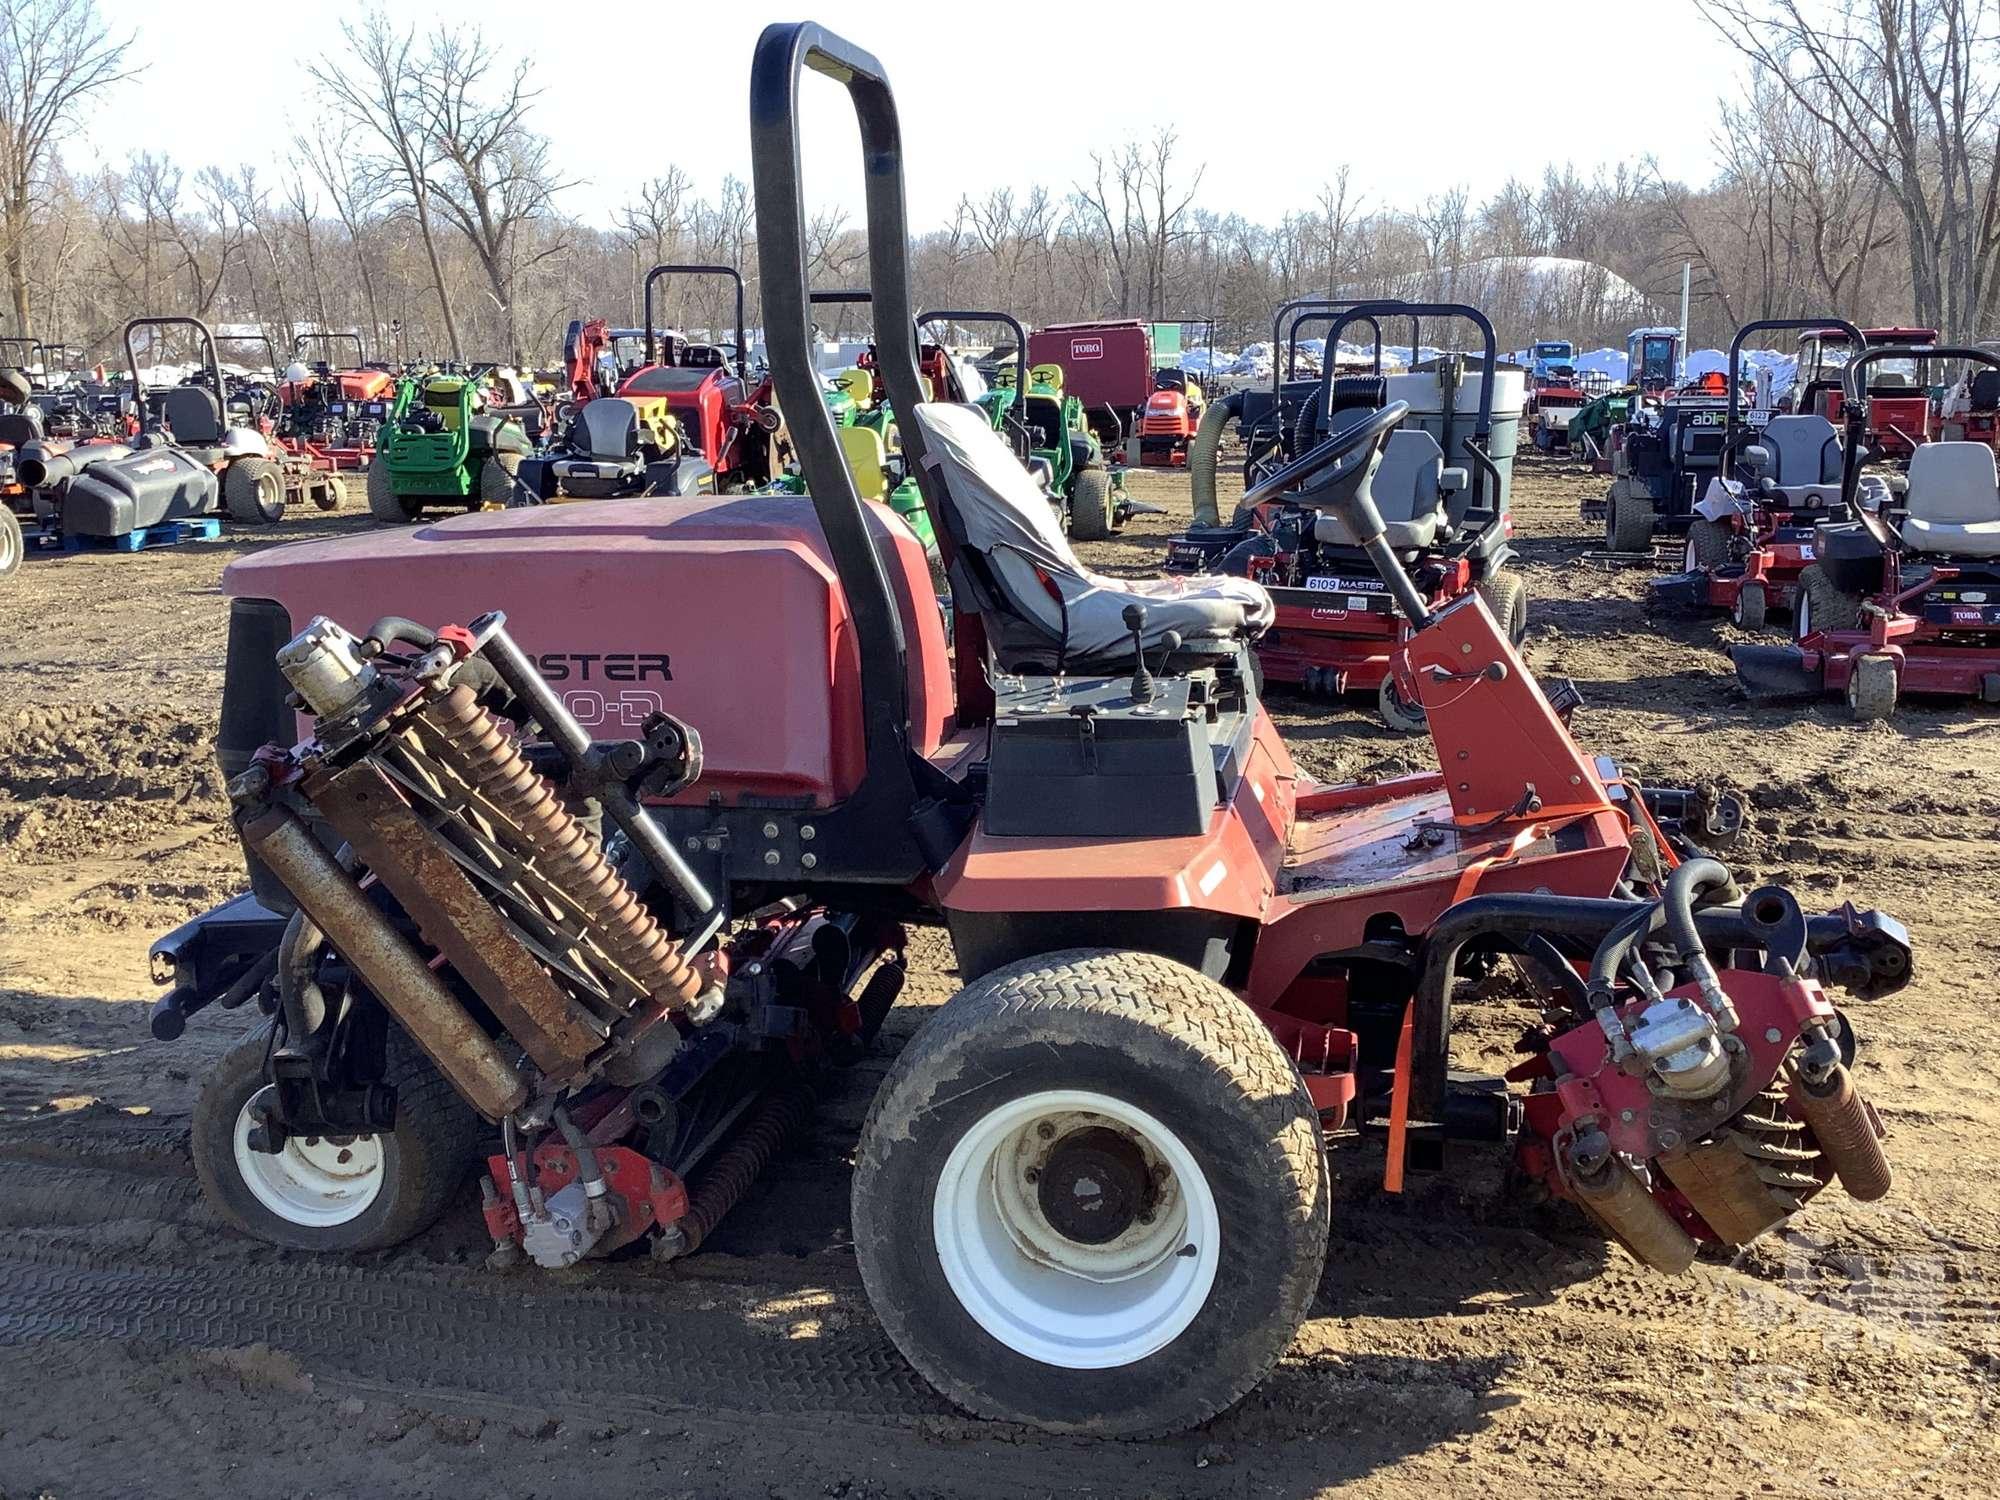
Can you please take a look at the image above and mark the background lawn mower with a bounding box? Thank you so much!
[1795,324,1939,465]
[1169,299,1527,730]
[1649,318,1867,631]
[147,19,1910,1442]
[609,263,785,493]
[365,369,534,521]
[1190,297,1405,526]
[1735,343,2000,719]
[19,316,338,548]
[278,332,395,471]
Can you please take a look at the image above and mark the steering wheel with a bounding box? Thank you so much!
[1241,399,1409,509]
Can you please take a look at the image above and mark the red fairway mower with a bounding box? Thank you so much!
[277,333,395,472]
[149,20,1911,1439]
[1650,318,1867,631]
[1735,343,2000,719]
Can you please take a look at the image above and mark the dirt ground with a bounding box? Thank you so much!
[1,458,1997,1500]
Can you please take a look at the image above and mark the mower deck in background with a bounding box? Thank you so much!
[146,18,1912,1443]
[1169,300,1527,730]
[1650,318,1867,631]
[1736,342,2000,719]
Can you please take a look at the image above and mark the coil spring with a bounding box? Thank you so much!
[420,683,701,1008]
[1719,1087,1825,1215]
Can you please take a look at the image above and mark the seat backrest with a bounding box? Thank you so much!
[575,398,639,459]
[423,377,469,429]
[912,402,1083,640]
[1759,413,1840,486]
[1971,369,2000,412]
[1906,440,2000,525]
[1368,428,1445,527]
[161,386,222,444]
[0,408,44,449]
[837,424,892,500]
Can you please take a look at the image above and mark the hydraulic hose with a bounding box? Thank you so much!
[1188,391,1242,526]
[1663,857,1741,964]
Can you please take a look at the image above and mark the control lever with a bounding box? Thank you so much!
[1124,613,1183,705]
[1124,604,1154,702]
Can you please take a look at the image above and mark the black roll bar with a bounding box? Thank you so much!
[644,264,748,379]
[1725,317,1863,463]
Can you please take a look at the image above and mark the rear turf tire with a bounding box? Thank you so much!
[223,457,286,524]
[479,454,522,508]
[0,509,21,576]
[1476,568,1528,644]
[1607,480,1654,552]
[1796,563,1863,641]
[367,462,423,523]
[852,948,1328,1437]
[192,1021,488,1253]
[1684,517,1731,571]
[1067,467,1114,541]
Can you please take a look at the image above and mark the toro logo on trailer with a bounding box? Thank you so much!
[1070,338,1104,361]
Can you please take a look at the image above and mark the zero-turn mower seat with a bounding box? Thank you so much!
[1312,428,1448,552]
[556,400,644,483]
[0,407,44,450]
[1755,414,1842,503]
[1902,440,2000,557]
[911,401,1272,666]
[161,386,224,446]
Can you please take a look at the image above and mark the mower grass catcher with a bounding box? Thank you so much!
[151,20,1914,1441]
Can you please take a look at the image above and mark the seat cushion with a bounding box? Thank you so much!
[912,402,1271,661]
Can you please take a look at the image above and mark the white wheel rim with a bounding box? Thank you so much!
[1684,535,1698,570]
[233,1087,385,1227]
[933,1088,1220,1370]
[1796,591,1811,640]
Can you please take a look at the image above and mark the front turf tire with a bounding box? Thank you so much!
[1067,467,1114,540]
[851,948,1329,1437]
[192,1021,487,1253]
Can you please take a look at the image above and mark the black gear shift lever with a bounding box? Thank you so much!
[1123,604,1154,702]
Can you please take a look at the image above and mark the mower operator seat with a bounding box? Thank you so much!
[1902,440,2000,557]
[1312,427,1449,552]
[911,401,1272,666]
[161,386,224,446]
[1756,414,1841,495]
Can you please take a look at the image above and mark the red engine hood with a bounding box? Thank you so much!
[223,496,954,806]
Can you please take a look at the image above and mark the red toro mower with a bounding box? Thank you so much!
[1650,318,1868,630]
[149,21,1909,1440]
[1735,342,2000,718]
[1169,300,1528,730]
[277,333,395,471]
[1796,325,1938,464]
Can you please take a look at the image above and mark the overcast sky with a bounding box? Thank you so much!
[80,0,1748,230]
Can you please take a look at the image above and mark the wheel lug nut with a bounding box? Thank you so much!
[335,1149,353,1165]
[1036,1123,1055,1140]
[1024,1167,1039,1183]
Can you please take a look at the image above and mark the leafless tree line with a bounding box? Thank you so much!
[3,0,1999,372]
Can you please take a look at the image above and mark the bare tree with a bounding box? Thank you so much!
[1072,127,1205,317]
[413,26,567,363]
[1698,0,2000,335]
[0,0,135,333]
[298,126,386,354]
[312,15,463,358]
